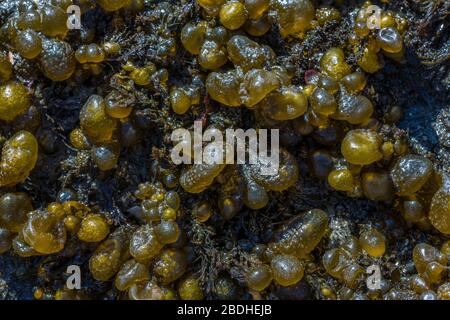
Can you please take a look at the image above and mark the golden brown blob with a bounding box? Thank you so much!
[359,228,386,257]
[272,0,315,36]
[77,214,110,242]
[22,210,66,254]
[0,82,31,122]
[271,254,304,286]
[429,175,450,234]
[0,131,38,187]
[341,129,382,165]
[269,209,328,258]
[80,95,118,144]
[0,192,33,233]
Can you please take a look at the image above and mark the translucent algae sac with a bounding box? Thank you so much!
[341,129,382,165]
[152,248,187,285]
[39,38,76,81]
[390,155,433,196]
[89,227,131,281]
[0,131,38,187]
[247,147,299,192]
[180,162,227,193]
[269,209,328,258]
[129,224,163,264]
[79,95,117,144]
[206,69,243,107]
[429,175,450,234]
[115,259,149,291]
[22,210,66,254]
[0,192,33,233]
[271,0,315,37]
[0,82,31,122]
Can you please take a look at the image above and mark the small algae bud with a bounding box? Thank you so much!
[328,169,354,192]
[170,87,194,115]
[322,248,364,288]
[246,264,273,291]
[409,274,430,294]
[155,220,180,244]
[320,48,352,80]
[413,243,448,284]
[390,155,433,196]
[192,201,213,222]
[0,82,31,122]
[242,171,268,210]
[227,35,265,71]
[80,95,117,144]
[261,86,308,120]
[129,280,176,300]
[361,171,394,201]
[317,75,339,94]
[269,209,328,258]
[77,214,110,242]
[220,1,248,30]
[115,259,149,291]
[377,27,403,53]
[402,199,424,223]
[358,48,382,74]
[241,69,280,107]
[429,175,450,234]
[129,224,163,264]
[181,22,207,55]
[91,142,120,171]
[13,29,42,59]
[178,274,204,300]
[315,6,341,25]
[0,192,33,233]
[272,0,315,36]
[89,227,130,281]
[206,69,242,106]
[244,0,269,19]
[39,38,76,81]
[180,162,226,194]
[97,0,130,11]
[0,131,38,187]
[152,248,187,285]
[271,254,304,286]
[310,88,337,116]
[334,94,374,125]
[244,15,271,37]
[198,40,228,70]
[105,90,133,119]
[75,44,105,64]
[22,210,66,254]
[341,129,382,165]
[341,72,367,93]
[69,128,91,150]
[359,228,386,257]
[40,5,68,38]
